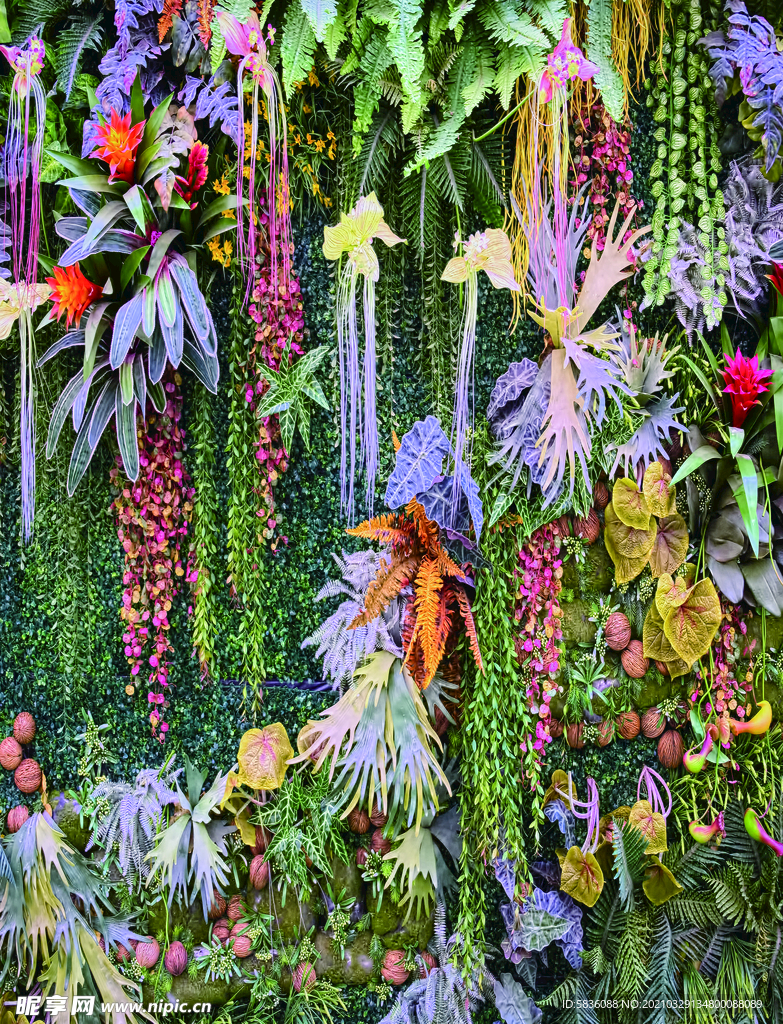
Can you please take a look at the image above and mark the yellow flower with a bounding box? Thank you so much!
[322,192,406,281]
[303,103,312,113]
[327,130,336,140]
[213,173,230,195]
[441,229,520,291]
[0,280,50,338]
[308,69,320,86]
[315,139,325,152]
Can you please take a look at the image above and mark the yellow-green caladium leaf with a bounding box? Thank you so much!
[236,723,294,790]
[628,799,667,855]
[643,857,683,905]
[543,769,572,808]
[649,513,689,578]
[643,602,681,664]
[655,573,692,619]
[560,845,604,907]
[611,480,653,530]
[604,503,657,584]
[663,577,722,667]
[643,461,676,518]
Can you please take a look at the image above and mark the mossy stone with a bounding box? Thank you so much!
[559,599,598,646]
[50,791,90,852]
[147,900,210,946]
[634,674,682,709]
[379,907,434,950]
[370,890,400,935]
[314,929,374,984]
[246,883,316,941]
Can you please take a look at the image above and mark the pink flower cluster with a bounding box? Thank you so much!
[570,101,640,260]
[111,382,196,741]
[243,191,306,554]
[692,603,756,725]
[514,525,564,760]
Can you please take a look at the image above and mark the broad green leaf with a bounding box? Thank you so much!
[670,443,721,486]
[488,490,514,528]
[643,857,682,906]
[84,302,111,381]
[728,426,745,456]
[45,150,95,176]
[83,200,128,249]
[734,454,761,556]
[57,174,127,195]
[123,184,157,234]
[517,909,570,951]
[560,845,604,907]
[137,91,175,178]
[130,71,145,127]
[119,359,135,406]
[611,480,652,529]
[120,245,150,293]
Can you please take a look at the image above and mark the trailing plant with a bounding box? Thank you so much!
[111,380,196,737]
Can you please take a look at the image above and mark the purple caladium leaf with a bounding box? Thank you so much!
[494,854,517,901]
[420,476,471,535]
[530,888,583,969]
[544,798,575,848]
[487,358,539,424]
[385,416,451,509]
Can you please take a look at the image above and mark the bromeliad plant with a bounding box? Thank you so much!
[38,76,237,494]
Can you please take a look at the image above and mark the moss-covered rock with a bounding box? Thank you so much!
[147,900,211,946]
[378,907,434,950]
[370,891,400,936]
[314,929,374,984]
[559,599,598,646]
[246,883,316,941]
[49,791,90,852]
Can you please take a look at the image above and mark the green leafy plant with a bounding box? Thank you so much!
[254,337,329,453]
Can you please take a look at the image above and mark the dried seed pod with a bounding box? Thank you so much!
[605,612,631,652]
[616,710,640,740]
[641,707,666,739]
[596,719,614,747]
[593,480,610,510]
[347,807,370,834]
[14,758,41,793]
[370,829,392,856]
[573,508,600,545]
[356,847,368,868]
[565,723,584,749]
[621,641,649,679]
[657,730,684,770]
[227,894,244,921]
[164,941,187,976]
[208,891,227,920]
[6,805,29,833]
[369,799,388,828]
[232,935,252,958]
[381,950,410,985]
[249,855,269,890]
[549,719,564,739]
[0,737,23,771]
[13,713,36,745]
[135,937,160,969]
[293,961,317,992]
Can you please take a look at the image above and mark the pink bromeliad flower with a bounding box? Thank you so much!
[174,141,209,207]
[215,10,275,88]
[722,347,773,427]
[540,18,599,102]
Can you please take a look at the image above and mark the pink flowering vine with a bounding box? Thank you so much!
[692,603,756,727]
[514,524,564,762]
[570,101,640,262]
[242,190,306,553]
[111,380,196,740]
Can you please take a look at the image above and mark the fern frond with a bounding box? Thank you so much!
[347,513,411,546]
[667,892,723,929]
[407,556,445,681]
[613,822,648,910]
[668,841,725,890]
[55,14,105,98]
[642,911,681,1023]
[350,553,419,628]
[197,0,214,44]
[436,546,464,579]
[709,863,756,929]
[405,497,439,551]
[158,0,183,41]
[616,909,650,1001]
[454,584,483,673]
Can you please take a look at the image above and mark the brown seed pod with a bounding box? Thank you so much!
[13,712,36,745]
[381,950,410,985]
[232,935,252,958]
[655,660,670,677]
[164,940,187,976]
[573,508,600,545]
[207,891,227,920]
[657,730,684,770]
[641,707,666,739]
[616,710,641,740]
[370,829,392,856]
[549,718,564,739]
[419,951,437,977]
[14,758,41,793]
[621,640,649,679]
[116,943,132,963]
[596,719,614,747]
[231,921,249,938]
[6,805,29,833]
[565,723,585,749]
[253,826,272,854]
[0,737,23,771]
[212,923,230,944]
[227,894,244,921]
[605,612,632,652]
[356,847,368,868]
[249,854,269,890]
[593,480,610,511]
[347,807,370,834]
[369,799,388,828]
[293,961,317,992]
[553,515,572,538]
[135,937,160,969]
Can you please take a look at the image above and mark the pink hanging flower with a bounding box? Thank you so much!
[721,347,773,427]
[540,18,599,103]
[0,37,45,96]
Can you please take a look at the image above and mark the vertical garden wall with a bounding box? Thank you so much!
[1,0,783,1021]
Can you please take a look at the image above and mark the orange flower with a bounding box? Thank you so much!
[46,264,103,329]
[90,109,146,183]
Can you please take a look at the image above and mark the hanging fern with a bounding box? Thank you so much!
[586,0,625,123]
[55,13,105,98]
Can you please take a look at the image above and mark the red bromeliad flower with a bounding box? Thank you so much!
[174,141,209,206]
[91,109,145,183]
[768,262,783,298]
[46,263,102,328]
[722,347,773,428]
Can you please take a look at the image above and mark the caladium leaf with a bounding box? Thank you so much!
[235,724,294,791]
[642,602,681,665]
[643,857,682,906]
[655,573,692,618]
[385,416,451,509]
[663,577,722,666]
[649,513,689,578]
[604,502,657,584]
[612,479,652,529]
[643,461,676,517]
[487,359,539,423]
[628,799,667,855]
[560,845,604,907]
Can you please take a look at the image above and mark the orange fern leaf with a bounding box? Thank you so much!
[347,513,412,548]
[406,557,445,684]
[197,0,214,44]
[158,0,183,41]
[392,430,401,453]
[455,585,484,674]
[436,546,465,580]
[421,591,454,687]
[406,498,439,551]
[349,553,419,629]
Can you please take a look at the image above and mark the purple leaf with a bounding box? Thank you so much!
[385,416,450,509]
[487,358,539,424]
